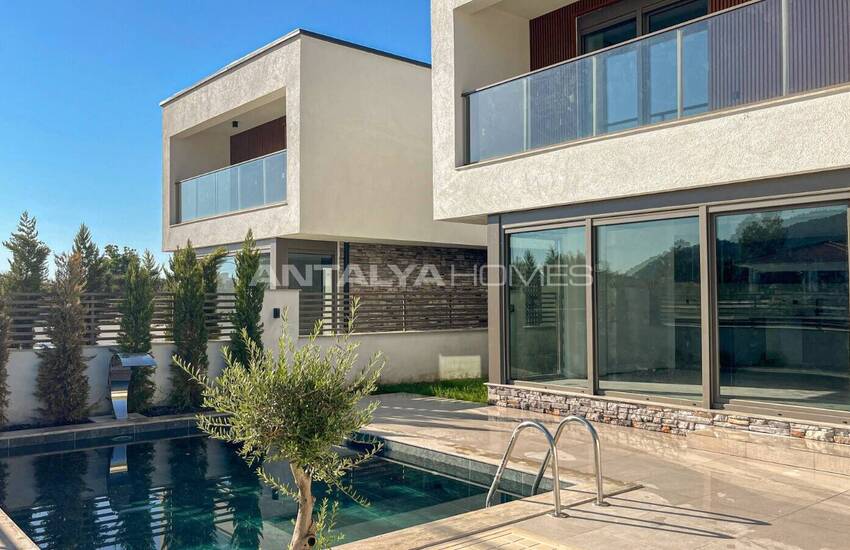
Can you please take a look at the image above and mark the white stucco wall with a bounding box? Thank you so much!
[3,288,483,425]
[431,0,850,223]
[162,30,486,252]
[162,36,302,251]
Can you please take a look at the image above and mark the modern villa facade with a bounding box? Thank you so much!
[161,29,487,337]
[432,0,850,434]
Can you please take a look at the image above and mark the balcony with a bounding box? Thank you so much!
[177,150,287,223]
[465,0,850,164]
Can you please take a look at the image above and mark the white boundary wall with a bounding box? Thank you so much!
[4,288,487,425]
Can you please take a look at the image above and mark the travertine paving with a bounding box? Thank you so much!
[343,394,850,550]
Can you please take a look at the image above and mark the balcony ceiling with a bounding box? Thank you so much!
[490,0,581,20]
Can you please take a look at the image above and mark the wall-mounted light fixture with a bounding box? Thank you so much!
[232,121,239,128]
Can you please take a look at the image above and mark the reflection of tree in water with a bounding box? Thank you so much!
[34,451,102,549]
[163,438,216,549]
[225,443,263,549]
[116,443,156,550]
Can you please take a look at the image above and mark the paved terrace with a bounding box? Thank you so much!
[342,393,850,550]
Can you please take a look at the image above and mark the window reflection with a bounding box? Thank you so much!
[716,205,850,411]
[508,227,588,387]
[596,217,702,400]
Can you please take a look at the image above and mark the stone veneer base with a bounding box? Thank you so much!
[488,383,850,446]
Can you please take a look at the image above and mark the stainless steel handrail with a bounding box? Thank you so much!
[485,420,562,517]
[531,416,609,507]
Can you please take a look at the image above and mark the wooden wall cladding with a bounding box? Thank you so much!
[230,116,286,165]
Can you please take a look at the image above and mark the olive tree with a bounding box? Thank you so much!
[176,302,384,549]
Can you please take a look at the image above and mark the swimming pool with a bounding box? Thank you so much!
[0,435,514,548]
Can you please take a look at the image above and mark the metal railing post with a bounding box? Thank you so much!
[531,416,608,507]
[781,0,790,95]
[676,28,684,118]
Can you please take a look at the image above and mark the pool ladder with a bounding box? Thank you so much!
[485,416,608,517]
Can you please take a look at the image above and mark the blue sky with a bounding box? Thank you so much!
[0,0,430,269]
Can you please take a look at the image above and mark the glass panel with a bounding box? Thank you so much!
[264,152,287,203]
[215,169,237,215]
[704,0,782,111]
[195,173,216,219]
[468,79,526,163]
[508,227,588,387]
[176,151,287,223]
[644,30,679,123]
[716,205,850,412]
[787,0,850,93]
[179,179,196,223]
[583,18,637,54]
[238,159,264,210]
[682,22,709,116]
[465,0,832,164]
[598,42,639,133]
[596,217,702,400]
[217,253,271,293]
[646,0,708,33]
[528,57,594,150]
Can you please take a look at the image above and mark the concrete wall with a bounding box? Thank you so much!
[431,0,850,223]
[314,328,488,384]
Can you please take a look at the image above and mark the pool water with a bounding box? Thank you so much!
[0,435,513,549]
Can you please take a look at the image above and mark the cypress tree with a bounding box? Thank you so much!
[3,211,49,293]
[72,224,107,294]
[119,255,157,413]
[230,231,265,367]
[35,253,91,425]
[166,243,208,411]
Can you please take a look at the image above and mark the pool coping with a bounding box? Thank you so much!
[0,412,222,457]
[0,506,37,550]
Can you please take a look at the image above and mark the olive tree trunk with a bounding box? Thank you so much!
[290,465,317,549]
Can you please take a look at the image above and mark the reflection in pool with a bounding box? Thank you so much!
[0,435,512,549]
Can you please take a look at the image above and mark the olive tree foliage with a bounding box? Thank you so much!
[176,302,384,550]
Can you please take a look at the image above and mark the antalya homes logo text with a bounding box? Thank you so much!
[273,262,592,288]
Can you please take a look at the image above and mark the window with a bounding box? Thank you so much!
[716,205,850,412]
[216,253,271,292]
[508,227,588,387]
[583,18,638,55]
[595,217,702,400]
[579,0,708,54]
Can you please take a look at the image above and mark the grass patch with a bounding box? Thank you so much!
[376,378,488,404]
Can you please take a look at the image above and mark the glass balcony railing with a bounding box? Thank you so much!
[466,0,850,164]
[177,150,287,223]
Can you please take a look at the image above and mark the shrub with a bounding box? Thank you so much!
[35,253,91,425]
[2,211,49,294]
[165,243,207,411]
[177,301,384,550]
[72,224,107,294]
[119,254,157,413]
[229,231,265,368]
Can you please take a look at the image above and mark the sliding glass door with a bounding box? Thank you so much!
[595,217,702,400]
[508,226,588,387]
[715,205,850,412]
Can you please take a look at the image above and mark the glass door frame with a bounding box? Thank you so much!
[501,189,850,423]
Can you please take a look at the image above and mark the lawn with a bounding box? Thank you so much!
[375,377,488,404]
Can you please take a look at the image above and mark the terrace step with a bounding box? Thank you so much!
[687,426,850,476]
